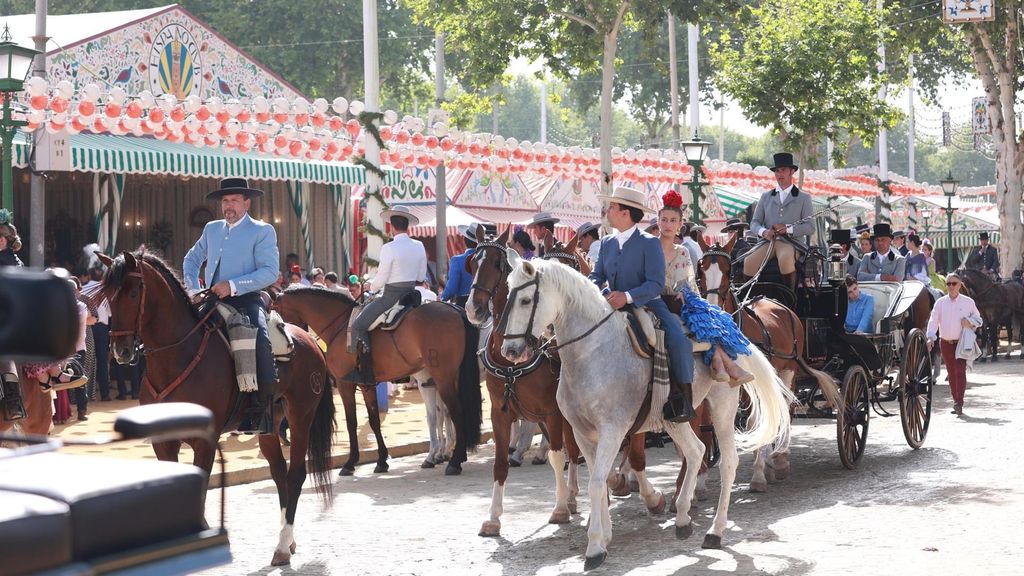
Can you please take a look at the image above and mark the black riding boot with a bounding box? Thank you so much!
[663,381,695,424]
[343,341,376,385]
[238,392,274,435]
[2,374,26,422]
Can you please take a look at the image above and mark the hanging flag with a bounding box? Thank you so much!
[972,97,991,135]
[943,1,995,23]
[942,111,951,147]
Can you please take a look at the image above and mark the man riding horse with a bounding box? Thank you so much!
[183,177,278,434]
[857,223,906,282]
[741,152,814,292]
[348,205,427,385]
[590,186,695,423]
[440,225,479,306]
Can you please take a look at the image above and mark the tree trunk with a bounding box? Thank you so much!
[599,1,630,197]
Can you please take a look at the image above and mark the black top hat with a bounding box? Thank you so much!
[829,228,853,245]
[871,223,894,239]
[206,177,264,200]
[769,152,799,172]
[979,231,990,240]
[722,217,749,232]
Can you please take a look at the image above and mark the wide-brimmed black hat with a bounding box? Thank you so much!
[871,223,894,240]
[979,231,990,240]
[893,230,906,239]
[769,152,799,172]
[722,217,749,233]
[829,228,853,245]
[206,177,264,200]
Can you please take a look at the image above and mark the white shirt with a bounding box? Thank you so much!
[587,240,601,265]
[927,293,981,342]
[770,185,796,235]
[371,233,427,292]
[83,279,111,324]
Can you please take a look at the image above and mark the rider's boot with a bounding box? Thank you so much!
[1,372,26,422]
[663,380,696,423]
[343,340,377,385]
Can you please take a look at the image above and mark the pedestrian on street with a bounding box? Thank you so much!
[927,272,983,415]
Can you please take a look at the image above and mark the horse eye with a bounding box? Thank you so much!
[520,297,531,305]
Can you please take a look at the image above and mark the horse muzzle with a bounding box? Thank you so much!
[110,338,141,366]
[500,339,531,364]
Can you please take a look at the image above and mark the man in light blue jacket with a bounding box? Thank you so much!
[183,178,279,434]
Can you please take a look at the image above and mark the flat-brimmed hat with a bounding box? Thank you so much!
[979,231,990,240]
[829,228,853,245]
[381,204,420,227]
[893,230,906,239]
[577,222,600,237]
[871,223,894,240]
[686,222,706,233]
[768,152,799,172]
[599,186,647,212]
[722,217,748,233]
[459,223,480,243]
[206,177,264,200]
[528,211,560,226]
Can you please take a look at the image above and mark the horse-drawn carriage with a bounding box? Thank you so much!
[700,231,936,470]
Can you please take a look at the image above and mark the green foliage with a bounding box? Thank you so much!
[710,0,901,165]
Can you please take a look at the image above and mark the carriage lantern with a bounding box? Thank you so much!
[0,24,40,210]
[827,243,846,283]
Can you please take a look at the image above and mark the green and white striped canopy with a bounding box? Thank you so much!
[713,185,760,217]
[12,132,400,187]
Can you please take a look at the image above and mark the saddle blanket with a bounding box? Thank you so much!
[216,303,259,393]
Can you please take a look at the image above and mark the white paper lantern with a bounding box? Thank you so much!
[55,80,74,100]
[312,97,329,114]
[82,83,101,103]
[207,96,223,114]
[272,97,290,114]
[262,120,280,135]
[331,97,348,115]
[432,122,448,138]
[159,93,176,111]
[349,100,364,116]
[252,96,270,114]
[383,109,398,125]
[25,76,48,97]
[27,109,45,124]
[293,97,310,115]
[299,125,315,141]
[184,94,201,113]
[137,90,155,108]
[225,119,241,136]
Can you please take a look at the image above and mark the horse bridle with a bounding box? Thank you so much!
[496,272,543,348]
[698,248,738,304]
[471,241,512,300]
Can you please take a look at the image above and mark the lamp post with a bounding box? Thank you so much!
[681,134,711,225]
[921,208,931,238]
[940,172,959,272]
[0,25,40,211]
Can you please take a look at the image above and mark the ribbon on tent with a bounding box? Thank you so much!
[287,181,315,270]
[332,184,350,277]
[92,173,125,255]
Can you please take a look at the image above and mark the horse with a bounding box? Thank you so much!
[0,373,54,438]
[694,235,840,489]
[271,285,482,476]
[465,225,582,537]
[958,268,1024,361]
[499,250,794,570]
[98,250,334,567]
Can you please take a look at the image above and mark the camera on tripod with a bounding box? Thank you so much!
[0,267,79,362]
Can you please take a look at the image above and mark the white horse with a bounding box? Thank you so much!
[499,250,794,570]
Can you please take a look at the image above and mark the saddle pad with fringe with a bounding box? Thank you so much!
[215,303,259,393]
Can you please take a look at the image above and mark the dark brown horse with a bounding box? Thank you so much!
[695,235,839,487]
[958,267,1024,361]
[466,225,583,537]
[272,285,482,476]
[98,250,334,567]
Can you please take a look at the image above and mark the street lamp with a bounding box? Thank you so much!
[940,171,959,272]
[681,134,711,225]
[0,25,39,211]
[921,208,931,237]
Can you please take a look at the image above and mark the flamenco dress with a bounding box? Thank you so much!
[679,286,752,366]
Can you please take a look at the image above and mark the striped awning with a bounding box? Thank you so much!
[12,132,400,187]
[713,185,760,217]
[923,229,999,251]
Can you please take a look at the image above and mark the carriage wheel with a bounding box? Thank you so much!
[836,365,869,470]
[898,329,933,449]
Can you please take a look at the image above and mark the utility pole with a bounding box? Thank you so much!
[687,23,700,136]
[362,0,383,268]
[876,0,890,224]
[434,30,447,282]
[30,0,46,266]
[908,53,916,182]
[668,12,680,190]
[540,79,547,144]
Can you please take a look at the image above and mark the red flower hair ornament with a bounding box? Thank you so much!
[661,191,683,209]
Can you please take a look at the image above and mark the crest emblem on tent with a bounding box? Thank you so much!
[149,23,203,99]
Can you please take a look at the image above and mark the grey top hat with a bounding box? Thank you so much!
[381,204,420,227]
[528,211,560,226]
[206,177,264,200]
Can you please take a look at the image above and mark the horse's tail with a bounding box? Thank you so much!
[797,358,843,414]
[736,346,796,452]
[456,311,482,451]
[308,373,337,503]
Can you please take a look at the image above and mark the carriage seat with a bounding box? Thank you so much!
[0,452,206,563]
[856,282,902,334]
[0,490,72,574]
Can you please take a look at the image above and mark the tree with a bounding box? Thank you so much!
[710,0,901,185]
[958,3,1024,274]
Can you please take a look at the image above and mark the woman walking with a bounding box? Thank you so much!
[927,273,983,415]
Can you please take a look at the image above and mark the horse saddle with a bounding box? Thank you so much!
[214,304,295,361]
[622,307,658,359]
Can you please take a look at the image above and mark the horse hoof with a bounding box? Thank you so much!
[509,458,521,468]
[750,480,768,493]
[478,520,501,537]
[764,467,777,482]
[583,551,607,571]
[374,463,389,473]
[549,509,570,524]
[648,492,667,515]
[290,542,297,554]
[421,459,436,469]
[532,456,547,465]
[338,467,355,477]
[445,463,462,476]
[568,499,579,514]
[611,483,632,497]
[628,479,640,493]
[702,533,723,549]
[773,465,791,481]
[271,551,291,566]
[676,524,693,540]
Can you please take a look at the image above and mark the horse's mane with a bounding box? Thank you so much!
[103,250,199,319]
[511,257,610,320]
[283,285,357,306]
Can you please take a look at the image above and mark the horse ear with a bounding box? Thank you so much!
[123,251,137,269]
[724,233,737,255]
[474,224,486,245]
[543,234,554,253]
[696,231,710,253]
[498,226,511,245]
[565,232,579,253]
[522,260,535,276]
[97,252,113,267]
[506,246,522,269]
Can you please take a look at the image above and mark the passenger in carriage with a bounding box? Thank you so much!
[857,223,906,282]
[658,193,754,384]
[844,276,875,334]
[856,226,873,258]
[830,228,860,278]
[591,187,695,423]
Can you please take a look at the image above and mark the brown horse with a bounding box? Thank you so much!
[695,235,839,489]
[466,225,583,537]
[98,250,334,567]
[0,373,54,437]
[272,285,482,476]
[958,267,1024,361]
